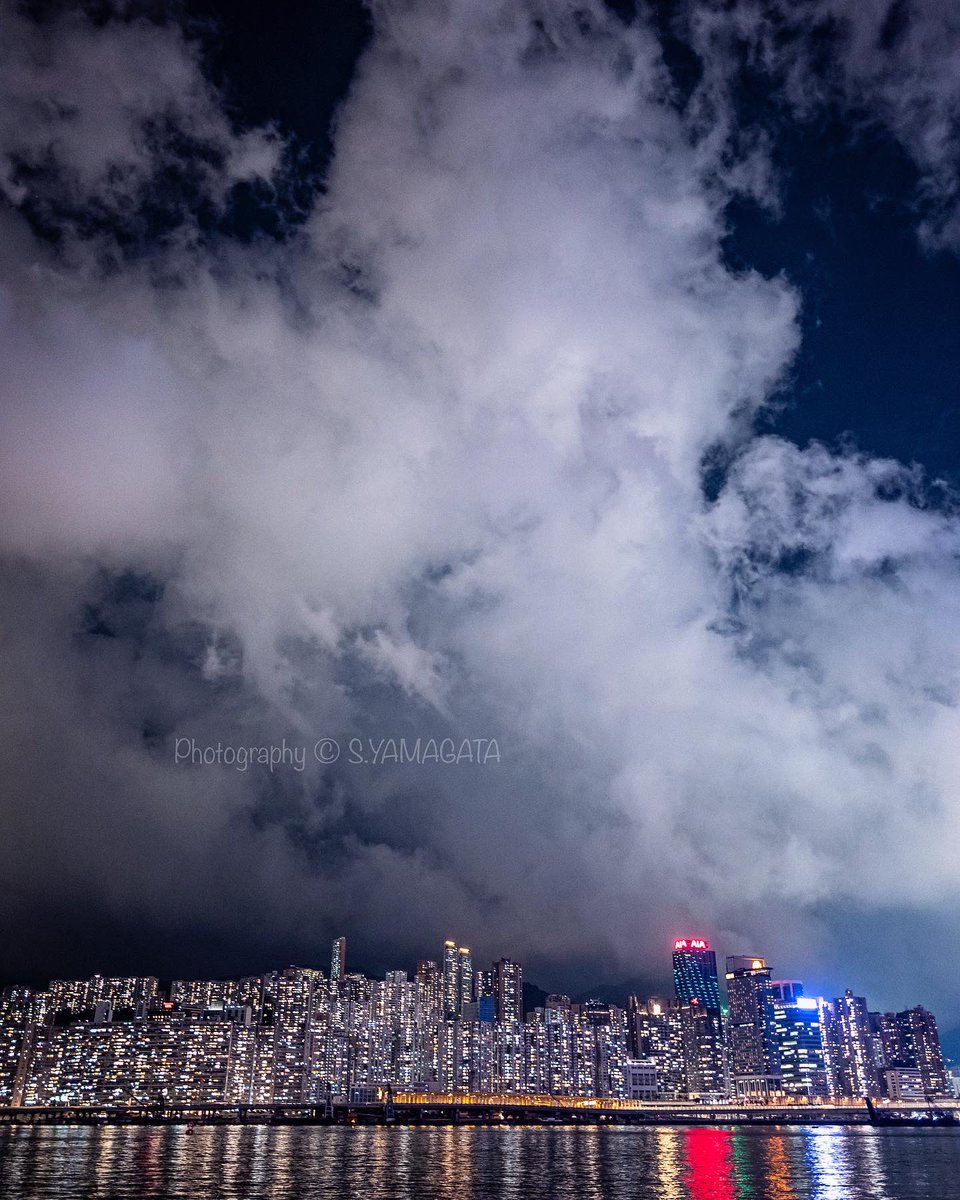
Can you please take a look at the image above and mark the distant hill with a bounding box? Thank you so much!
[941,1026,960,1066]
[521,978,665,1013]
[522,980,549,1015]
[521,978,663,1011]
[571,979,660,1007]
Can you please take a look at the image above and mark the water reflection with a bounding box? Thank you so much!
[857,1131,892,1200]
[682,1128,737,1200]
[805,1128,855,1200]
[654,1126,686,1200]
[763,1133,796,1200]
[0,1124,958,1199]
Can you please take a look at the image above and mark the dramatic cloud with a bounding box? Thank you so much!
[2,0,960,1015]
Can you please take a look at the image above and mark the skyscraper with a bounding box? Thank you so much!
[494,958,523,1023]
[673,939,721,1011]
[330,938,346,984]
[832,990,879,1098]
[475,969,494,1002]
[672,938,724,1099]
[680,999,726,1098]
[0,946,948,1107]
[892,1006,949,1097]
[628,995,686,1099]
[415,960,442,1020]
[442,941,459,1017]
[458,947,474,1015]
[441,941,473,1018]
[725,955,773,1080]
[765,990,828,1098]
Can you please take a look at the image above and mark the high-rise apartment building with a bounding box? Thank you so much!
[330,938,347,984]
[440,941,473,1018]
[494,959,523,1023]
[890,1006,948,1097]
[831,990,880,1098]
[442,941,459,1017]
[628,995,686,1099]
[458,947,474,1015]
[0,937,949,1109]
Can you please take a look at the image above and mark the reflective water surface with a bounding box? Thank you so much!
[1,1124,958,1199]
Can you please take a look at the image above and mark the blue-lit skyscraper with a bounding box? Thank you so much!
[672,938,725,1099]
[672,939,721,1012]
[764,983,828,1097]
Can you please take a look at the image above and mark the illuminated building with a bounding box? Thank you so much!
[899,1006,948,1096]
[48,976,158,1017]
[267,967,322,1102]
[680,999,725,1098]
[415,960,443,1020]
[562,1002,633,1099]
[725,955,773,1080]
[22,1007,252,1105]
[885,1066,926,1101]
[672,939,721,1012]
[877,1006,949,1097]
[458,947,474,1015]
[495,1019,526,1092]
[525,1002,577,1095]
[523,1009,550,1094]
[413,961,443,1085]
[494,958,523,1023]
[371,971,417,1086]
[442,941,460,1017]
[439,941,474,1019]
[0,943,951,1109]
[0,988,48,1106]
[170,979,240,1008]
[475,969,494,1002]
[831,990,879,1098]
[330,937,347,983]
[437,1018,467,1091]
[672,939,724,1099]
[764,990,828,1098]
[628,996,686,1099]
[464,1020,496,1091]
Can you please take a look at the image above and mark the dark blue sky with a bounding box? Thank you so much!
[727,122,960,488]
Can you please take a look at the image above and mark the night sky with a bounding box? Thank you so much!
[2,0,960,1023]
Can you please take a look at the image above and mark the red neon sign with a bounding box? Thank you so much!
[674,937,710,951]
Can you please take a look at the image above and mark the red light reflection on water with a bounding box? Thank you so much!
[682,1128,736,1200]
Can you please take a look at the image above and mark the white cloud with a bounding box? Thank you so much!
[0,5,281,219]
[1,0,959,1012]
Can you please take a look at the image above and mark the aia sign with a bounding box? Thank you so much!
[673,937,709,951]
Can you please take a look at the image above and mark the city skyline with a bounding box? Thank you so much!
[1,927,953,1029]
[1,932,951,1110]
[2,931,951,1029]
